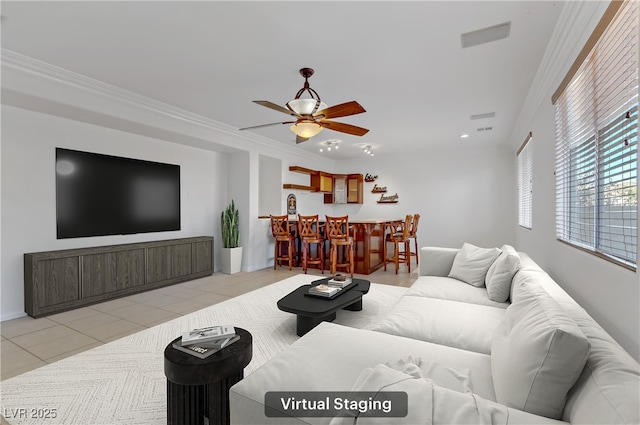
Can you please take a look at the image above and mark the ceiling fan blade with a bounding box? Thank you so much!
[239,121,295,130]
[296,136,309,144]
[318,120,369,136]
[253,100,298,116]
[314,101,366,119]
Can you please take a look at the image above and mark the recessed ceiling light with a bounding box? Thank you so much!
[460,134,470,139]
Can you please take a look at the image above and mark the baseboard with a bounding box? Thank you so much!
[1,311,27,322]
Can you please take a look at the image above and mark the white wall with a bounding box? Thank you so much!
[511,2,639,360]
[259,156,282,217]
[1,51,336,315]
[1,105,226,320]
[334,147,516,250]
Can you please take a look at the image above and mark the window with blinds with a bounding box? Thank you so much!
[518,132,533,229]
[554,0,638,268]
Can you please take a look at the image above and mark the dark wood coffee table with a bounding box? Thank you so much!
[277,278,371,336]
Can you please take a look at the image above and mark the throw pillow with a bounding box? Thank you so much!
[448,243,501,287]
[485,244,521,302]
[491,287,591,419]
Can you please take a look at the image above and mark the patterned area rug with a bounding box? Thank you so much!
[0,274,407,425]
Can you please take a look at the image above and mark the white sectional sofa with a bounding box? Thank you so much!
[230,245,640,424]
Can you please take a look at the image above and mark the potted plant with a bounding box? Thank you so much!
[220,200,242,274]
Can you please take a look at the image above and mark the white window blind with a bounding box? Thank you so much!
[517,132,533,229]
[554,0,638,268]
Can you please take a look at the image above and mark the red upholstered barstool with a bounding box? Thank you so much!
[270,215,296,270]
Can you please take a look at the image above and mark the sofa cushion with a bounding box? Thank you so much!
[448,243,501,287]
[491,286,591,419]
[407,276,510,309]
[373,296,505,354]
[485,245,521,303]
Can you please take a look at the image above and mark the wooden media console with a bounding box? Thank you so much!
[24,236,213,317]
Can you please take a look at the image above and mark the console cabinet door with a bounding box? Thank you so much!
[147,246,171,284]
[147,243,192,283]
[37,257,80,308]
[193,241,213,273]
[170,243,192,278]
[116,249,145,290]
[82,253,117,298]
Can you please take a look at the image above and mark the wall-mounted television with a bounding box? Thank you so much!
[56,148,181,239]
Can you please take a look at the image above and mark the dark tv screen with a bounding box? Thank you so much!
[56,148,180,239]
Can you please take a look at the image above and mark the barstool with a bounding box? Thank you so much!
[408,213,420,263]
[384,215,412,274]
[325,215,355,277]
[298,215,324,274]
[270,215,296,270]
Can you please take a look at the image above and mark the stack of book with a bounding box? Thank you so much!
[327,275,352,289]
[172,325,239,359]
[308,284,341,298]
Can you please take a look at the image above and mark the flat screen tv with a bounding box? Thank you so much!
[56,148,180,239]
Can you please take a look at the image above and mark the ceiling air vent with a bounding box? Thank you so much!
[470,112,496,120]
[461,22,511,48]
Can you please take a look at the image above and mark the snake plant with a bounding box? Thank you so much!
[221,200,240,248]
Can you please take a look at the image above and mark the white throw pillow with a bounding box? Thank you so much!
[448,243,501,287]
[491,287,591,419]
[485,244,521,302]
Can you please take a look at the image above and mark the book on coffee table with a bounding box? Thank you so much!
[181,325,236,346]
[308,284,341,298]
[327,277,352,288]
[173,334,240,359]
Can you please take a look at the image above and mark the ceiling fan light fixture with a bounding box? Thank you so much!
[241,68,368,143]
[288,99,328,116]
[290,122,323,138]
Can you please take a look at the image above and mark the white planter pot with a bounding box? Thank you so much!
[221,247,243,274]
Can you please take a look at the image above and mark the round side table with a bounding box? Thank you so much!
[163,327,252,425]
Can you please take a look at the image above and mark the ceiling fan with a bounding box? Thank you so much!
[239,68,369,143]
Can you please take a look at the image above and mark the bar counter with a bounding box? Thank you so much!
[347,218,399,274]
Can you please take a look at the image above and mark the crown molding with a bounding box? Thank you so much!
[510,1,608,145]
[1,48,331,165]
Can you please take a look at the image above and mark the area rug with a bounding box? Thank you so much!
[0,274,407,425]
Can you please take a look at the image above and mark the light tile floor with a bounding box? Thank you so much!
[0,263,417,382]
